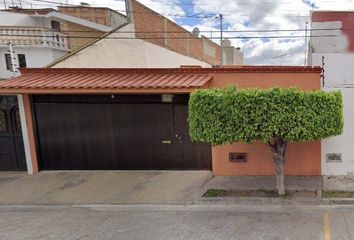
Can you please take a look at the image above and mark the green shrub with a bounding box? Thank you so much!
[189,87,343,145]
[189,87,343,195]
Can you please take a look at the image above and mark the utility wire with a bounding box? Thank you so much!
[15,0,354,6]
[0,33,343,39]
[4,27,347,33]
[28,0,75,6]
[1,0,315,18]
[1,1,315,19]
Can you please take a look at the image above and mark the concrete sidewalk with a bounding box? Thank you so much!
[0,172,347,206]
[203,176,322,192]
[0,171,212,205]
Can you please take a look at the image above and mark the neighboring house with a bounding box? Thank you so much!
[0,66,320,175]
[309,11,354,184]
[49,0,243,68]
[0,6,127,79]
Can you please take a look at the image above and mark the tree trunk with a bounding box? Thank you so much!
[268,138,288,195]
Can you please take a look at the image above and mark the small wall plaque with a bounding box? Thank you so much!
[326,153,342,163]
[229,152,247,163]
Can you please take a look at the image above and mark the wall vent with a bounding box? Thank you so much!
[229,152,247,163]
[326,153,342,163]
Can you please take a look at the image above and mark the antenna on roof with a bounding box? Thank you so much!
[272,52,292,66]
[192,27,200,37]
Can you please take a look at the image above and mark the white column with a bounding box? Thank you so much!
[17,94,33,174]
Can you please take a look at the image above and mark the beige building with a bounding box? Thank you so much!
[49,0,243,68]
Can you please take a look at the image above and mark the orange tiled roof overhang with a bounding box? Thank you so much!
[0,68,214,94]
[0,67,321,94]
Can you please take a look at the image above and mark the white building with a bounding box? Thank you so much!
[0,9,119,79]
[309,11,354,189]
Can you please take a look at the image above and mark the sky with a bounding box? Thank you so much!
[2,0,354,65]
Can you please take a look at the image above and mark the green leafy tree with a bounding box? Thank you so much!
[189,87,343,195]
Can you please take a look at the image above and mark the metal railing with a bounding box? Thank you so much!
[0,27,69,50]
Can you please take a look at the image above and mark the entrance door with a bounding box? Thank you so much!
[173,104,212,170]
[0,96,26,171]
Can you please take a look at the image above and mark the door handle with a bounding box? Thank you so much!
[162,140,172,144]
[175,134,182,141]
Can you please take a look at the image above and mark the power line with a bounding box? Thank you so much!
[17,0,354,7]
[8,26,346,34]
[1,0,314,15]
[5,0,354,22]
[0,27,350,34]
[111,9,310,18]
[1,0,315,19]
[0,33,343,39]
[26,0,74,6]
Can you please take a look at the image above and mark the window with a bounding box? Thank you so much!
[51,20,61,31]
[0,109,7,132]
[4,54,11,71]
[4,54,25,70]
[18,54,26,68]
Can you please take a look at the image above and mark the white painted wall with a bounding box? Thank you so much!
[0,11,47,27]
[311,21,349,53]
[311,53,354,176]
[52,24,211,68]
[0,12,69,79]
[312,53,354,87]
[322,88,354,176]
[53,38,211,68]
[0,47,67,79]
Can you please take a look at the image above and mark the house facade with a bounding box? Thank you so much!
[49,0,243,68]
[309,11,354,185]
[0,7,126,79]
[0,66,321,176]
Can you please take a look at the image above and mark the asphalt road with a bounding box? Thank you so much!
[0,204,353,240]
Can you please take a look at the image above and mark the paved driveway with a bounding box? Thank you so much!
[0,171,212,205]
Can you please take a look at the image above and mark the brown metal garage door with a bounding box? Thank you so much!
[33,94,211,170]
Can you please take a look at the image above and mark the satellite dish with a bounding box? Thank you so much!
[192,27,200,37]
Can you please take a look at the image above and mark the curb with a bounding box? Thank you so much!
[198,196,354,205]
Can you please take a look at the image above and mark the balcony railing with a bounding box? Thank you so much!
[0,27,69,50]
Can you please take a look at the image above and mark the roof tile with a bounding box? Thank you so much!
[0,70,212,91]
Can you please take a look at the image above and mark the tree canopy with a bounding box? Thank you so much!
[189,87,344,145]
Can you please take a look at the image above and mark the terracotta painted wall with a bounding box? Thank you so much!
[209,71,321,176]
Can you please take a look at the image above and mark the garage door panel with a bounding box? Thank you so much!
[112,104,175,170]
[33,95,211,170]
[35,103,177,170]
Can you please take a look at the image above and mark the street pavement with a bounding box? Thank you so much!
[0,204,353,240]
